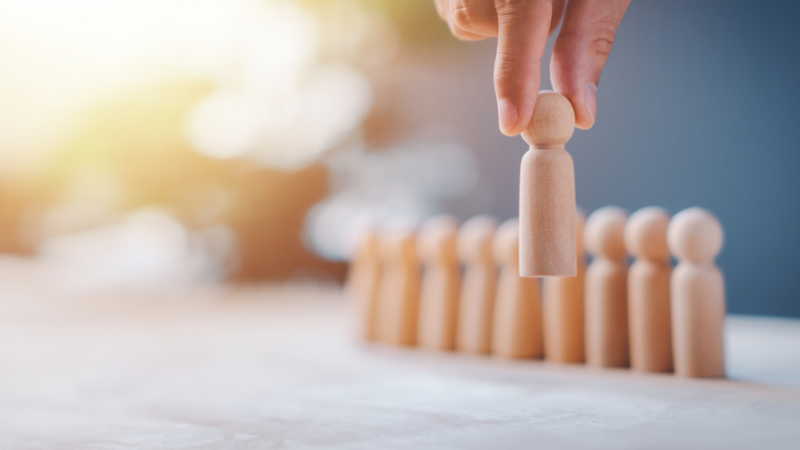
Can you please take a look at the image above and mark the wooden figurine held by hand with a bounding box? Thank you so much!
[519,91,577,277]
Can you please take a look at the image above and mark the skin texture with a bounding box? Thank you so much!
[434,0,631,134]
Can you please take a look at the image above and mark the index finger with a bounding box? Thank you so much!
[494,0,555,136]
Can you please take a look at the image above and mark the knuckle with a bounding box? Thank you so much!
[449,22,476,41]
[590,37,614,57]
[558,18,619,59]
[493,50,529,79]
[451,6,477,31]
[494,59,515,80]
[588,22,618,57]
[451,1,490,33]
[495,0,553,15]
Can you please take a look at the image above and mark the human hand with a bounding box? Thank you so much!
[434,0,631,134]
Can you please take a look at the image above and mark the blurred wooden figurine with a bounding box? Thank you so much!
[668,207,726,378]
[584,206,630,367]
[542,208,587,363]
[456,216,498,354]
[519,91,577,277]
[417,215,461,351]
[345,228,381,341]
[492,218,543,359]
[375,227,420,346]
[625,207,673,372]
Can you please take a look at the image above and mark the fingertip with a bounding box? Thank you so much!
[574,110,594,130]
[497,98,519,136]
[449,22,489,41]
[584,81,597,124]
[573,81,596,129]
[498,97,537,136]
[512,101,536,136]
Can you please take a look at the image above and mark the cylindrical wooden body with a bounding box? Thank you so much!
[542,259,585,363]
[417,265,460,350]
[585,258,629,367]
[492,270,542,359]
[376,234,420,347]
[346,234,381,341]
[628,260,673,372]
[456,264,497,353]
[377,264,420,346]
[672,263,726,377]
[519,147,576,277]
[346,261,381,341]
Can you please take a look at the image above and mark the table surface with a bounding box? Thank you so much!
[1,267,799,449]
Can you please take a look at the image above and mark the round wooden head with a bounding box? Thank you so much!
[624,207,671,262]
[667,207,723,264]
[522,91,576,147]
[584,206,628,260]
[456,215,498,263]
[417,215,459,264]
[493,218,519,266]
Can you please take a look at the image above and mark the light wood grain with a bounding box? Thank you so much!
[345,229,381,341]
[585,206,630,368]
[417,215,461,351]
[626,207,673,373]
[519,91,577,277]
[456,216,498,354]
[492,218,543,359]
[669,207,726,378]
[543,208,587,363]
[376,228,420,346]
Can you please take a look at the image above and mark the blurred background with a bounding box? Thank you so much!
[0,0,797,316]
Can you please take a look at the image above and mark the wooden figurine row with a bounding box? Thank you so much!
[346,206,725,378]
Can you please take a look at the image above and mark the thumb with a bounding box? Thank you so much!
[550,0,630,129]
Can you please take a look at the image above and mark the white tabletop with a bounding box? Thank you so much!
[0,280,798,449]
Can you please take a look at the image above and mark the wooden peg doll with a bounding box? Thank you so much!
[417,215,460,350]
[519,91,577,277]
[668,207,726,378]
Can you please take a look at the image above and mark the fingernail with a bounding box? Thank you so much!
[584,82,597,126]
[497,98,518,135]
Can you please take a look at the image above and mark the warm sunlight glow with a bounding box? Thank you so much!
[184,2,374,170]
[0,0,397,279]
[0,0,264,171]
[0,0,383,173]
